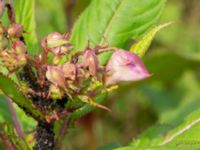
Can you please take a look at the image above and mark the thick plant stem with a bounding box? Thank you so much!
[34,121,55,150]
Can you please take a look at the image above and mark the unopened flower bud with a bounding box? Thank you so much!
[13,40,26,54]
[61,62,76,80]
[104,50,150,86]
[83,50,99,77]
[46,66,66,89]
[45,32,68,48]
[8,23,23,38]
[41,32,71,55]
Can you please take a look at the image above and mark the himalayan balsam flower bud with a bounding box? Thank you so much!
[105,50,150,86]
[42,32,70,55]
[8,23,23,37]
[46,66,66,89]
[46,32,68,48]
[83,50,99,77]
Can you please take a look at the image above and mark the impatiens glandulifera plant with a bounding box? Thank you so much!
[0,0,170,149]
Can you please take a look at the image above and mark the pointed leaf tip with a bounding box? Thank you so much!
[130,21,174,57]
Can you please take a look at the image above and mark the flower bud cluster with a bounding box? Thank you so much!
[38,33,149,110]
[0,23,26,72]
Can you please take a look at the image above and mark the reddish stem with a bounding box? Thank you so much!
[0,131,17,150]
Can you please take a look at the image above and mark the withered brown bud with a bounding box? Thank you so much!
[83,50,99,77]
[61,62,77,81]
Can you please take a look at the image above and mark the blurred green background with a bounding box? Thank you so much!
[1,0,200,149]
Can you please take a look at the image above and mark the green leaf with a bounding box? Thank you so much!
[130,22,173,57]
[0,95,12,123]
[115,108,200,150]
[0,72,43,120]
[14,0,39,55]
[71,0,166,64]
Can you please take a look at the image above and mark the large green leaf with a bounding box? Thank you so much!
[71,0,166,63]
[14,0,39,55]
[0,73,43,120]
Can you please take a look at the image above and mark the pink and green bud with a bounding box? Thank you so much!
[83,50,99,77]
[8,23,23,37]
[104,50,150,86]
[41,32,71,55]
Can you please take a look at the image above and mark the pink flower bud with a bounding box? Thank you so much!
[13,40,26,54]
[61,62,77,81]
[46,66,66,89]
[41,32,71,55]
[83,50,99,77]
[104,50,150,86]
[8,23,23,37]
[46,32,68,48]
